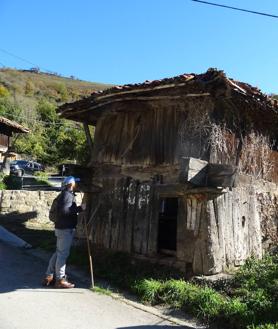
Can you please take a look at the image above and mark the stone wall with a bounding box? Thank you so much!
[0,190,82,227]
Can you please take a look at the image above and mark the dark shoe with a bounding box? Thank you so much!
[55,278,75,289]
[42,274,55,287]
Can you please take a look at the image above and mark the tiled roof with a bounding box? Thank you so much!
[58,68,278,119]
[0,116,30,133]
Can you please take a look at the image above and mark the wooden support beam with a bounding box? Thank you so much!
[207,164,237,188]
[155,183,227,197]
[83,123,94,154]
[179,157,237,188]
[64,93,211,118]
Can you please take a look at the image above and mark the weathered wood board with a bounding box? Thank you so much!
[207,163,237,188]
[79,177,276,276]
[179,157,208,186]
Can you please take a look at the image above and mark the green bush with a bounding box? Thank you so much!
[0,84,10,97]
[24,80,34,96]
[133,278,224,321]
[4,175,22,189]
[133,279,162,304]
[160,279,193,307]
[220,298,250,328]
[49,82,68,101]
[191,286,224,320]
[34,171,49,183]
[234,255,278,294]
[247,324,278,329]
[156,279,224,321]
[0,97,22,120]
[0,172,7,189]
[231,255,278,324]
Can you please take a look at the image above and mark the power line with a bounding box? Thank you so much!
[192,0,278,19]
[0,48,39,67]
[0,47,54,73]
[0,111,81,129]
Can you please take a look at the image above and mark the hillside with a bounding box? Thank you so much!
[0,68,111,165]
[0,68,111,115]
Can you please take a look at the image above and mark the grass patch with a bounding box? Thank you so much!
[247,325,278,329]
[66,246,278,327]
[91,285,113,296]
[133,279,163,304]
[90,250,277,328]
[133,279,225,321]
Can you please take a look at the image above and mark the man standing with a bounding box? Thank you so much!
[42,176,84,288]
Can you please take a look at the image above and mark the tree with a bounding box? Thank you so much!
[56,122,89,164]
[51,82,69,102]
[24,80,34,96]
[0,85,10,98]
[14,123,47,161]
[13,99,89,165]
[36,99,58,123]
[0,97,22,121]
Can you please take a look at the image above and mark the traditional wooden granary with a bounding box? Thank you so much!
[59,69,278,275]
[0,116,29,161]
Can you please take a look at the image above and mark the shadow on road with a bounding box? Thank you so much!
[0,211,56,249]
[0,240,51,293]
[116,324,186,329]
[0,240,88,294]
[0,210,38,222]
[0,241,44,293]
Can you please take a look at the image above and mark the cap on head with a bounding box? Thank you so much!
[63,176,80,186]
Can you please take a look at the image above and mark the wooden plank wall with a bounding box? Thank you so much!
[81,179,276,275]
[177,194,208,273]
[86,177,158,255]
[92,100,212,167]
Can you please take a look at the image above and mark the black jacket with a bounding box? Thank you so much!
[55,189,82,229]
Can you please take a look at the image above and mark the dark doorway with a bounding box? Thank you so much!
[158,198,178,254]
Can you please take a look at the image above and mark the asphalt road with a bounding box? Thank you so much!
[0,242,184,329]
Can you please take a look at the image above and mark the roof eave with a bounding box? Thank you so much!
[0,116,30,134]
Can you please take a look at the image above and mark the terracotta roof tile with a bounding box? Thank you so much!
[0,116,29,133]
[58,68,278,117]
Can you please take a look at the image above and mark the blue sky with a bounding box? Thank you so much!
[0,0,277,93]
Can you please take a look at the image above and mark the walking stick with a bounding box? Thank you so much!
[82,199,100,289]
[84,219,94,288]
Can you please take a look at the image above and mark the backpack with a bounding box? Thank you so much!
[49,193,62,223]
